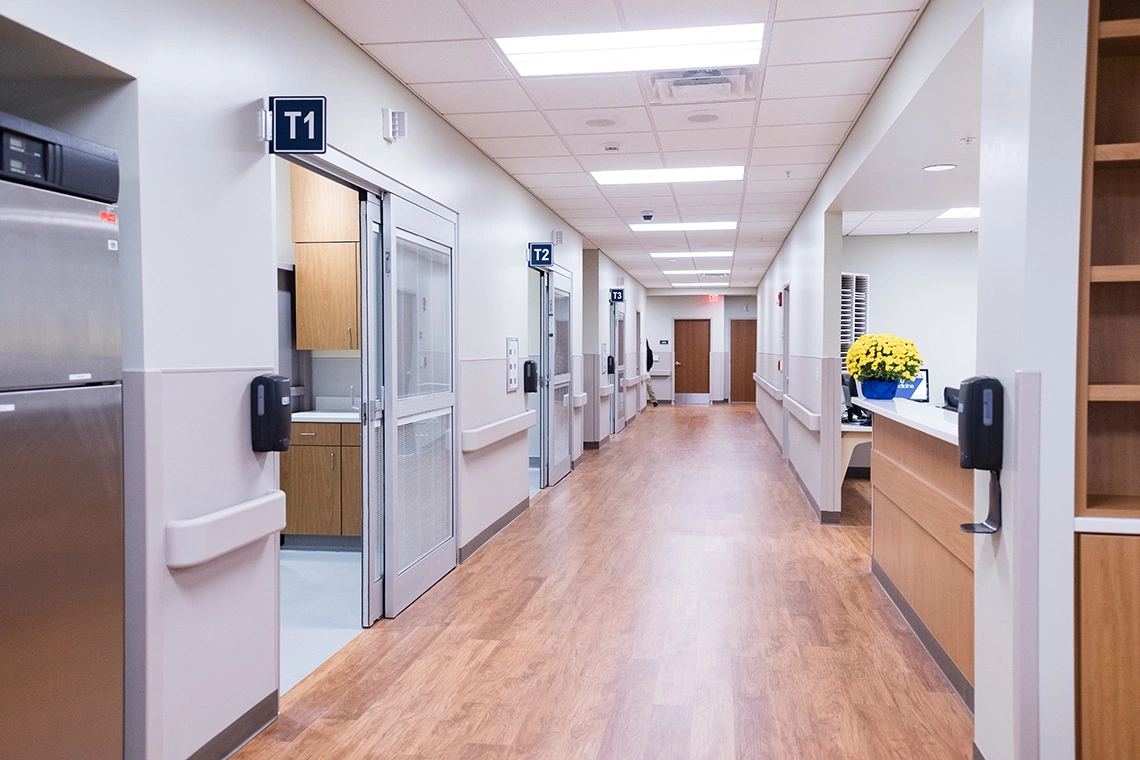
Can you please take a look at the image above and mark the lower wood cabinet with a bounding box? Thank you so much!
[280,422,362,537]
[1079,533,1140,759]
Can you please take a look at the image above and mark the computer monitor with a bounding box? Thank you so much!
[895,368,930,403]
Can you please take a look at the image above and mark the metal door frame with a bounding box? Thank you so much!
[546,267,573,485]
[781,282,791,457]
[359,195,384,625]
[610,301,626,434]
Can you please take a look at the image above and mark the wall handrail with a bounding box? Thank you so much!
[460,409,536,452]
[166,491,286,570]
[572,393,588,408]
[782,393,822,432]
[600,384,614,398]
[754,373,784,400]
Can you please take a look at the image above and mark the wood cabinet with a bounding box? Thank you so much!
[294,242,360,350]
[289,163,361,350]
[290,162,360,244]
[1078,5,1140,758]
[280,422,363,536]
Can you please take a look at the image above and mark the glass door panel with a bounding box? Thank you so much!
[548,272,572,484]
[361,196,384,626]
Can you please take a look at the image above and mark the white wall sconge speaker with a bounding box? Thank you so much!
[383,108,408,142]
[552,229,564,245]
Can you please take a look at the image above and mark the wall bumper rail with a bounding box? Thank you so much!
[166,490,286,570]
[460,410,536,453]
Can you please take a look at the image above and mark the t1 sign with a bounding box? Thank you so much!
[528,242,553,268]
[269,96,327,154]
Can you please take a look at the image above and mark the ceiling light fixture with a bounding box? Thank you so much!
[922,164,957,172]
[672,283,718,288]
[631,222,737,232]
[592,166,744,185]
[649,251,733,258]
[496,24,765,77]
[662,269,730,275]
[937,207,981,219]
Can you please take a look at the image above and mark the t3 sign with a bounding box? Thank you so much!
[268,96,326,154]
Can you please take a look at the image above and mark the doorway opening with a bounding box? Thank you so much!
[674,318,711,405]
[526,266,574,492]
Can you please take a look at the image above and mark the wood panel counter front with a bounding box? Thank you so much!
[854,398,974,709]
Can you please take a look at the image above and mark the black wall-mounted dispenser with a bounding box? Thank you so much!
[607,355,615,374]
[523,360,538,393]
[251,375,292,452]
[958,376,1004,534]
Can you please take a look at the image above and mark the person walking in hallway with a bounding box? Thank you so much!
[646,340,658,407]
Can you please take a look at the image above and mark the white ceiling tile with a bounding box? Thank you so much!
[560,208,623,220]
[767,13,918,66]
[910,219,979,234]
[546,197,614,211]
[745,178,821,193]
[363,40,512,83]
[674,203,742,216]
[681,211,745,223]
[656,127,753,152]
[741,212,800,222]
[411,79,534,113]
[684,230,739,247]
[608,195,679,208]
[865,209,943,221]
[546,106,653,135]
[307,0,481,43]
[472,135,570,158]
[601,184,681,198]
[763,59,890,99]
[535,185,605,199]
[650,101,758,131]
[445,111,555,138]
[750,145,837,165]
[672,193,745,207]
[463,0,622,37]
[577,153,665,171]
[672,180,749,196]
[741,201,805,214]
[753,122,851,147]
[562,131,659,155]
[665,149,750,168]
[618,210,682,223]
[522,75,645,110]
[757,94,867,126]
[740,221,793,233]
[496,155,582,173]
[744,190,812,204]
[620,0,770,29]
[517,172,596,188]
[748,163,828,181]
[775,0,924,22]
[847,220,920,235]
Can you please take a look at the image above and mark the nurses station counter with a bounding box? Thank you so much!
[853,398,974,709]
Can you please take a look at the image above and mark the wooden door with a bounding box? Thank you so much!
[295,242,360,350]
[280,445,342,535]
[674,319,710,393]
[1080,533,1140,759]
[730,319,757,401]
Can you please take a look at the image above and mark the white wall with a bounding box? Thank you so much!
[756,0,984,516]
[842,232,978,395]
[0,0,584,756]
[646,294,729,402]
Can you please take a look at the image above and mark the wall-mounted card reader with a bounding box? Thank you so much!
[958,376,1004,534]
[251,374,292,452]
[523,360,538,393]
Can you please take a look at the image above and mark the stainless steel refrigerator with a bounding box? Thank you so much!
[0,112,124,759]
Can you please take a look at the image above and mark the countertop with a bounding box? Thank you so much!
[291,410,361,424]
[853,397,959,445]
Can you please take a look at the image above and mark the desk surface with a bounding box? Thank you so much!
[853,398,958,445]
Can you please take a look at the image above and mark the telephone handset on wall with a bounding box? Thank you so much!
[958,376,1004,534]
[523,360,538,393]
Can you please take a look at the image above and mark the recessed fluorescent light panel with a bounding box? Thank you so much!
[922,164,957,172]
[630,222,737,232]
[649,251,733,258]
[672,283,717,288]
[592,166,744,185]
[938,207,980,219]
[662,270,730,275]
[496,24,765,77]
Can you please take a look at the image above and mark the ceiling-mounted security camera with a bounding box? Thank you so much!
[642,210,654,221]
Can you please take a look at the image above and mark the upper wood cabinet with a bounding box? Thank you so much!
[289,163,359,244]
[295,243,360,350]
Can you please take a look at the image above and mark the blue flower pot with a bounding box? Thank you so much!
[860,378,899,399]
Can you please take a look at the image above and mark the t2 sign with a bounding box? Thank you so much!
[269,96,326,154]
[528,242,553,269]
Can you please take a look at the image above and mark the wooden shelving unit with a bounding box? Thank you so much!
[1078,3,1140,758]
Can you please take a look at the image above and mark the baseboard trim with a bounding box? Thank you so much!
[845,466,871,479]
[188,690,277,760]
[872,559,974,712]
[458,496,529,563]
[572,456,582,468]
[584,434,609,450]
[528,455,540,468]
[712,399,729,405]
[280,534,359,551]
[787,459,838,524]
[973,744,985,760]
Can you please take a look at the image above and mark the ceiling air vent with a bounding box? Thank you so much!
[647,68,759,105]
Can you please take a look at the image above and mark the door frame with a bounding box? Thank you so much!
[729,319,758,403]
[609,300,626,434]
[781,282,791,457]
[673,318,711,405]
[545,266,573,485]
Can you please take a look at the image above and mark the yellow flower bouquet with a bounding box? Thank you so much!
[845,334,923,399]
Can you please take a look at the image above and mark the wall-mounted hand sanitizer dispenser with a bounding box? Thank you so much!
[958,376,1003,471]
[251,375,292,452]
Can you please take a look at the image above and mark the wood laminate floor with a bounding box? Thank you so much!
[237,404,972,760]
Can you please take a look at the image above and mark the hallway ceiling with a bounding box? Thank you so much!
[307,0,927,288]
